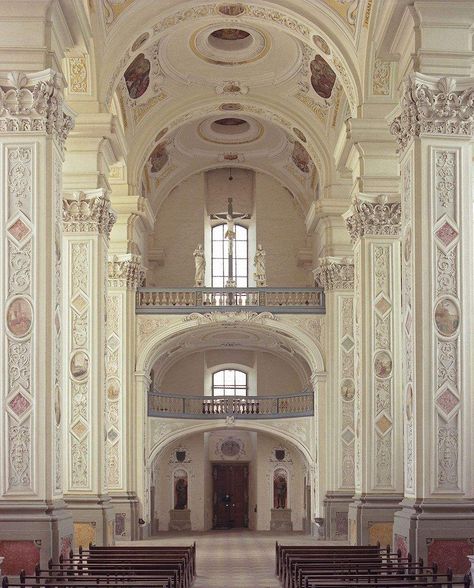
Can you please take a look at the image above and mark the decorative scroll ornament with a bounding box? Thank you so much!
[184,311,277,324]
[63,189,117,237]
[108,254,146,289]
[314,256,354,291]
[390,74,474,151]
[0,69,74,148]
[343,194,401,244]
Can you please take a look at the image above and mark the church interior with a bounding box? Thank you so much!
[1,0,474,586]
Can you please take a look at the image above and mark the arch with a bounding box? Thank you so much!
[128,98,332,198]
[147,419,314,470]
[136,314,326,378]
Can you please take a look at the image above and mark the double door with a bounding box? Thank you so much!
[212,463,248,529]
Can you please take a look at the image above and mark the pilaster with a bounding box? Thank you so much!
[390,74,474,573]
[62,188,116,547]
[0,69,74,569]
[315,257,355,541]
[344,193,403,546]
[106,254,146,540]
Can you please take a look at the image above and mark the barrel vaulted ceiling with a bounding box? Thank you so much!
[76,1,390,218]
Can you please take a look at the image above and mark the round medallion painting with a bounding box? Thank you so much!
[374,351,392,379]
[434,298,459,337]
[107,380,120,402]
[70,351,89,381]
[341,379,355,401]
[6,296,33,339]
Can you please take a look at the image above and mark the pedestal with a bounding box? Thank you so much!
[270,509,293,532]
[393,499,474,574]
[168,509,191,531]
[324,492,353,540]
[348,494,403,547]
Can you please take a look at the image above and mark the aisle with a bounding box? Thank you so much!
[129,530,330,588]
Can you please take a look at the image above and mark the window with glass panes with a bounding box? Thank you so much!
[211,223,248,287]
[212,369,248,396]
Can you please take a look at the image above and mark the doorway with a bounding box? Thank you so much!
[212,463,249,529]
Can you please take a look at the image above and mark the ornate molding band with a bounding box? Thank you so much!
[314,257,354,291]
[108,254,146,289]
[0,69,74,149]
[390,74,474,151]
[63,189,116,238]
[343,194,401,244]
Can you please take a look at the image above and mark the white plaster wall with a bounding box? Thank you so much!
[154,433,206,531]
[147,169,311,286]
[158,349,303,396]
[255,172,310,286]
[152,429,306,532]
[256,434,306,531]
[148,173,206,286]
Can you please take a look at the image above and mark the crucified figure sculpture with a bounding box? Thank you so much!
[210,197,250,287]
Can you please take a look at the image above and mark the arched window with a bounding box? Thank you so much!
[211,223,248,287]
[212,369,247,396]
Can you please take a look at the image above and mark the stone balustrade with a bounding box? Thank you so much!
[137,287,325,314]
[148,391,314,419]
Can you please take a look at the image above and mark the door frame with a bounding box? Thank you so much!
[211,462,249,529]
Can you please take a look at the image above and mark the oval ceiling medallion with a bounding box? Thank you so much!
[198,116,263,144]
[191,24,269,65]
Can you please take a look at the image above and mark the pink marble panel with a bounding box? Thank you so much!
[0,540,40,575]
[427,539,473,574]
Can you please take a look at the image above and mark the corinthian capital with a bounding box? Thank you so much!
[63,189,117,238]
[108,254,146,289]
[343,194,401,244]
[0,69,74,148]
[314,256,354,291]
[390,74,474,151]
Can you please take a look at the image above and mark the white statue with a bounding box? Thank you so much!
[194,244,205,287]
[254,244,266,287]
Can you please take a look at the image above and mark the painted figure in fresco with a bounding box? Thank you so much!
[149,142,168,174]
[292,141,311,174]
[274,474,287,509]
[124,53,151,99]
[194,244,205,287]
[310,55,336,99]
[174,477,188,510]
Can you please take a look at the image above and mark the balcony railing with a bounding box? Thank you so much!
[148,391,314,419]
[137,287,325,314]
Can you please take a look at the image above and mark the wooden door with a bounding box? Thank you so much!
[212,463,249,529]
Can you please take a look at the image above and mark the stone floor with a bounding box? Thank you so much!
[128,530,337,588]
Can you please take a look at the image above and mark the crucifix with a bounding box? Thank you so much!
[211,197,250,287]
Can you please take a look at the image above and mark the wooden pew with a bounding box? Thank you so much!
[275,542,470,588]
[1,543,196,588]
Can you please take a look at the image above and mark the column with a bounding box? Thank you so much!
[106,254,146,540]
[315,257,355,541]
[0,69,74,566]
[310,371,327,538]
[62,188,116,547]
[390,74,474,570]
[343,194,403,545]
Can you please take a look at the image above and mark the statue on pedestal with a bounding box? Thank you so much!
[254,244,266,287]
[193,244,205,287]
